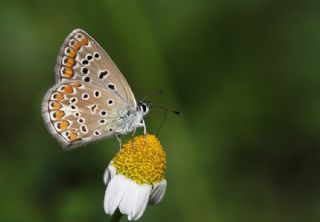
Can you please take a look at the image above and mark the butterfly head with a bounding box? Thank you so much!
[137,100,150,116]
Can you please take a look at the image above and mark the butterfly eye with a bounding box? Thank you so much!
[142,104,146,112]
[140,103,149,114]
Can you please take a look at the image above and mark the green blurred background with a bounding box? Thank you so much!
[1,0,320,221]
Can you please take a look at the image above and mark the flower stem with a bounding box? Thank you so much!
[110,209,123,222]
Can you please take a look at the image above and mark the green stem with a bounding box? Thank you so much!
[110,209,123,222]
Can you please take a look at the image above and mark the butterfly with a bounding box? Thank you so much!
[42,29,150,149]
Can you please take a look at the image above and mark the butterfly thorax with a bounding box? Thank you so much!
[114,101,149,134]
[114,108,145,135]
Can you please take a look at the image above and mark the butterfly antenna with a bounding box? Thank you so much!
[149,103,181,115]
[149,103,182,135]
[142,90,164,101]
[156,110,168,135]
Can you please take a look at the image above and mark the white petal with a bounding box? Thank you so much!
[103,164,116,185]
[132,184,152,220]
[149,180,167,205]
[119,179,138,220]
[103,167,110,185]
[104,174,127,215]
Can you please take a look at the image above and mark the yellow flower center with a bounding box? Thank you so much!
[112,134,166,185]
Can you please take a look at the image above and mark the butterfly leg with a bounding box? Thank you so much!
[136,119,147,135]
[140,119,147,144]
[115,132,122,148]
[142,119,147,135]
[135,119,147,143]
[131,126,137,137]
[130,127,137,148]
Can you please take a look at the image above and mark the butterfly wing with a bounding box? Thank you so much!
[55,29,137,109]
[42,81,129,149]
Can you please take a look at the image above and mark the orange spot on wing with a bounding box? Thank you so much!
[68,48,76,58]
[55,93,63,101]
[81,37,89,45]
[72,42,81,50]
[69,130,78,141]
[63,67,73,78]
[55,110,65,120]
[51,101,61,110]
[64,85,73,94]
[58,120,69,130]
[71,82,81,88]
[65,58,75,68]
[52,92,64,101]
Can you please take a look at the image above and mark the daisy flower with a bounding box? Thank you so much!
[103,134,167,220]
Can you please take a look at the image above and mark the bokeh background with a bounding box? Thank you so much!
[1,0,320,221]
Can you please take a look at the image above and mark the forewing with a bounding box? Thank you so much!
[55,29,137,109]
